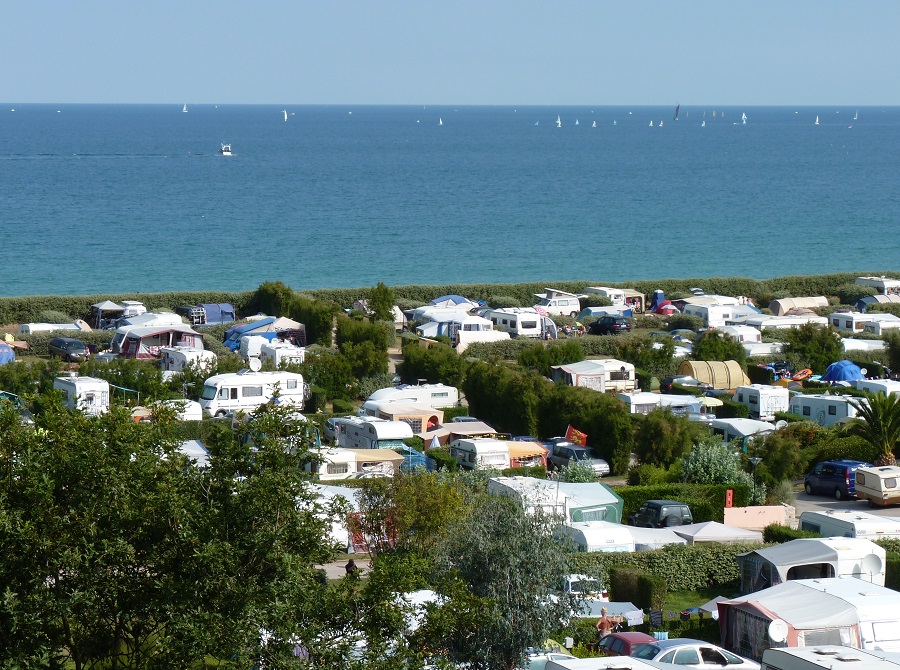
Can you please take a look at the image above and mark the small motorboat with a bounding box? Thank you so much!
[792,368,814,382]
[219,143,233,156]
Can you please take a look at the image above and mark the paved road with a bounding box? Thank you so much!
[792,489,900,519]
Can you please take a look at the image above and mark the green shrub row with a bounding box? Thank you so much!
[713,398,751,419]
[614,483,751,523]
[886,553,900,592]
[608,566,667,611]
[762,524,819,543]
[569,542,761,592]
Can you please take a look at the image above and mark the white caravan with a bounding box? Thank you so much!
[710,418,776,444]
[366,383,459,409]
[53,374,110,416]
[555,521,635,553]
[798,510,900,540]
[449,437,511,470]
[198,370,308,417]
[307,447,405,480]
[789,394,868,427]
[732,384,791,422]
[160,346,217,376]
[856,380,900,398]
[486,307,545,338]
[333,416,414,450]
[259,341,306,367]
[533,288,581,317]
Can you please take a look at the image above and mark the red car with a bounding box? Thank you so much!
[597,632,656,657]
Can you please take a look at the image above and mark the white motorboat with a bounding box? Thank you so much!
[219,143,233,156]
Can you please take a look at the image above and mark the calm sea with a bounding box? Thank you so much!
[0,104,897,297]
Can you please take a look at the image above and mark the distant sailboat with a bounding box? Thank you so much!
[742,112,747,125]
[701,120,706,127]
[592,120,596,128]
[613,120,616,125]
[649,120,654,127]
[659,121,664,127]
[575,119,579,126]
[674,103,680,120]
[534,121,539,126]
[439,117,443,126]
[182,104,188,113]
[283,110,288,122]
[556,115,562,128]
[854,110,859,121]
[815,115,820,125]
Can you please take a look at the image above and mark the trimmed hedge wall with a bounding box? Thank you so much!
[570,542,762,592]
[609,566,667,611]
[614,483,751,523]
[762,524,819,543]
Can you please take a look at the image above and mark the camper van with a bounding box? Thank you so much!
[486,308,545,338]
[789,394,867,427]
[449,437,511,470]
[855,466,900,508]
[555,521,635,553]
[856,380,900,398]
[365,383,459,409]
[333,416,414,450]
[198,370,308,417]
[53,375,110,416]
[732,385,791,422]
[533,288,582,317]
[799,509,900,538]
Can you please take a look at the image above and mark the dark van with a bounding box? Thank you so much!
[804,459,872,500]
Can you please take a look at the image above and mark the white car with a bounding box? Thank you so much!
[631,638,760,669]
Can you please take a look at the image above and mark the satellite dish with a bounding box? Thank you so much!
[248,357,262,372]
[861,368,868,376]
[768,619,789,643]
[775,420,788,430]
[861,553,884,577]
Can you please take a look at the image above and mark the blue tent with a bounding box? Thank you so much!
[200,303,236,325]
[430,294,471,306]
[224,317,276,349]
[820,360,865,382]
[0,342,15,365]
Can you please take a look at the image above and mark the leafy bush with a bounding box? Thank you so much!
[664,314,704,332]
[36,310,73,323]
[713,398,751,419]
[427,447,457,472]
[762,524,819,543]
[331,398,355,414]
[487,295,522,308]
[580,294,613,308]
[501,465,546,479]
[627,464,677,486]
[608,567,666,611]
[767,480,797,506]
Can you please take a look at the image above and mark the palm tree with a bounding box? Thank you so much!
[846,393,900,466]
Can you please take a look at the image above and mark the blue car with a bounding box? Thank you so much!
[396,445,436,473]
[805,460,872,500]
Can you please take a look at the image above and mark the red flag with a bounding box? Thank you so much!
[565,424,588,446]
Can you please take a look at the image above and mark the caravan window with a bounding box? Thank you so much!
[326,463,349,475]
[803,406,811,416]
[242,386,263,397]
[575,507,608,522]
[828,405,837,415]
[749,395,758,405]
[431,392,449,400]
[521,320,537,329]
[287,379,298,390]
[873,622,900,642]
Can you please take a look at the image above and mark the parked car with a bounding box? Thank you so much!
[597,632,656,657]
[628,500,693,528]
[587,315,633,336]
[660,375,713,392]
[631,638,760,669]
[451,416,480,423]
[545,439,610,476]
[48,337,89,362]
[804,459,872,500]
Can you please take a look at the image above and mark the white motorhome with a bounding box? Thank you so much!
[449,437,511,470]
[53,374,110,416]
[333,416,414,450]
[798,510,900,539]
[711,418,776,444]
[733,384,791,422]
[159,346,217,376]
[259,340,306,367]
[533,288,581,317]
[486,307,545,338]
[366,383,459,409]
[198,370,308,417]
[555,521,635,553]
[789,394,868,427]
[856,275,900,296]
[743,314,829,330]
[856,380,900,398]
[830,311,900,334]
[762,646,900,670]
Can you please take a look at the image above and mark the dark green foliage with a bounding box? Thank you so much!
[341,339,389,378]
[287,296,339,346]
[517,340,584,377]
[633,409,699,468]
[464,361,545,438]
[369,282,396,322]
[762,524,819,543]
[802,434,880,467]
[299,348,357,402]
[501,465,547,478]
[399,341,467,388]
[251,280,295,316]
[466,338,543,361]
[885,553,900,592]
[441,406,473,421]
[836,283,878,305]
[487,295,522,308]
[570,542,760,592]
[614,483,751,523]
[580,294,613,308]
[747,429,810,487]
[427,446,458,471]
[331,398,355,414]
[692,330,746,365]
[36,309,73,323]
[627,463,677,485]
[608,567,665,611]
[782,323,843,374]
[617,336,679,378]
[664,314,704,332]
[714,398,751,419]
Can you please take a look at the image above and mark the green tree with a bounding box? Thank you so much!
[558,460,596,482]
[680,437,764,503]
[633,409,699,467]
[846,393,900,465]
[517,340,584,377]
[400,340,467,389]
[425,494,571,670]
[783,323,843,374]
[369,282,396,322]
[692,330,746,365]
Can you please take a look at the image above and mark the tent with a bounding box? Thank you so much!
[671,521,763,545]
[430,294,476,310]
[624,526,688,551]
[199,303,236,325]
[91,299,126,328]
[821,360,866,382]
[0,342,15,365]
[677,360,750,390]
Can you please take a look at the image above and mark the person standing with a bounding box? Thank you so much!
[595,607,619,642]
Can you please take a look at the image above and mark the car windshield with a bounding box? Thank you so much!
[200,385,217,401]
[632,644,660,660]
[572,450,589,461]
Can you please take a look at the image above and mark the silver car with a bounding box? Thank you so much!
[631,638,760,669]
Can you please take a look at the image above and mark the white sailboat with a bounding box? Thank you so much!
[534,121,539,126]
[556,115,562,128]
[854,110,859,121]
[439,117,443,126]
[575,119,579,126]
[815,115,820,125]
[592,120,596,128]
[659,121,664,127]
[741,112,747,125]
[701,120,706,127]
[649,120,654,127]
[182,104,188,113]
[283,110,288,122]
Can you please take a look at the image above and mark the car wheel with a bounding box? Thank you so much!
[570,311,578,317]
[835,488,844,501]
[215,410,227,418]
[662,515,680,527]
[804,483,813,495]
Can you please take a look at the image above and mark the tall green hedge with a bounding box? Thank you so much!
[570,542,761,592]
[614,483,751,523]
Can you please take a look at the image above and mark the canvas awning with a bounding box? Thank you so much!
[672,521,763,545]
[507,441,549,460]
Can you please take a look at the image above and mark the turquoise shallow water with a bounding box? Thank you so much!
[0,104,897,296]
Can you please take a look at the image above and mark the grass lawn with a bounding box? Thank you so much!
[664,586,740,615]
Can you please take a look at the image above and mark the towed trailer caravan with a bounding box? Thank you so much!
[365,383,459,409]
[307,447,405,480]
[486,307,545,338]
[333,416,414,450]
[555,521,635,553]
[799,510,900,539]
[856,380,900,398]
[53,374,110,416]
[762,646,900,670]
[160,346,217,376]
[198,369,308,417]
[732,384,791,422]
[259,340,306,367]
[450,437,511,470]
[789,394,867,427]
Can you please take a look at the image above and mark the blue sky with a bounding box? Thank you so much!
[4,0,898,105]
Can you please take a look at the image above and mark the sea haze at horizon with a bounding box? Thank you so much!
[0,104,897,297]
